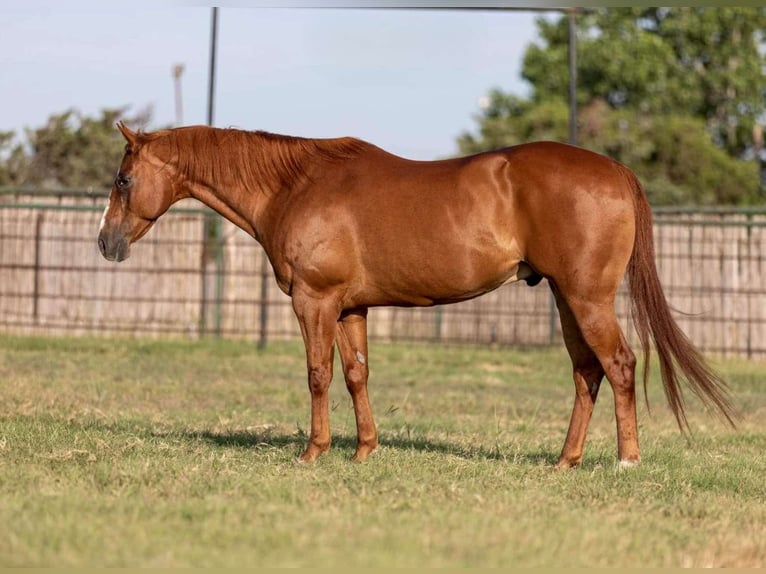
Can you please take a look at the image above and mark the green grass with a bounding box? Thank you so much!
[1,334,764,567]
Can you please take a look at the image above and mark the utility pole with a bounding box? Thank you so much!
[207,7,218,127]
[567,8,577,146]
[172,63,184,127]
[200,7,224,338]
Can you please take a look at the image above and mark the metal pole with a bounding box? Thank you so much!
[198,233,208,337]
[433,308,443,343]
[200,9,217,336]
[201,7,225,337]
[207,8,218,127]
[567,8,578,146]
[548,9,578,345]
[258,254,269,349]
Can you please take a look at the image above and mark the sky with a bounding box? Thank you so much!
[0,4,548,160]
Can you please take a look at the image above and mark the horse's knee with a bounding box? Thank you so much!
[308,364,333,394]
[344,362,368,392]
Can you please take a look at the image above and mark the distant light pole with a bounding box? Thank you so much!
[172,63,185,127]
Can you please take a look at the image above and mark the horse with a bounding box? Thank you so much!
[98,122,735,468]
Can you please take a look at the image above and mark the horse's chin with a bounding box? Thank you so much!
[110,251,130,263]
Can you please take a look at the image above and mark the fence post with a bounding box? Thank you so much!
[198,213,225,338]
[33,212,44,324]
[433,307,443,342]
[214,217,224,337]
[199,213,211,336]
[752,213,753,359]
[258,251,269,349]
[548,281,557,345]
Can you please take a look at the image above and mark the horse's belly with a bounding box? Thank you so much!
[355,253,533,308]
[430,260,538,303]
[347,205,528,307]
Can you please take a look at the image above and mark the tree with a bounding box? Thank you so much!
[0,107,151,191]
[577,100,758,205]
[522,7,766,157]
[0,130,27,186]
[457,91,569,154]
[457,8,766,205]
[458,92,759,205]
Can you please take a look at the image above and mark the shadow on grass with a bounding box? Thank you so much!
[58,417,561,466]
[183,428,560,466]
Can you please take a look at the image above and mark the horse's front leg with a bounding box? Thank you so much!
[336,308,378,461]
[292,292,341,462]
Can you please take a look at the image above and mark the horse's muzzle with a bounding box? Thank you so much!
[98,230,130,262]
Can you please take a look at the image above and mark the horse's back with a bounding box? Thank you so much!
[348,140,637,262]
[348,139,633,204]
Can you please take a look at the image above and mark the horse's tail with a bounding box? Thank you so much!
[625,169,736,430]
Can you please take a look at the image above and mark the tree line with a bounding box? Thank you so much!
[1,7,764,205]
[0,107,151,191]
[458,7,766,205]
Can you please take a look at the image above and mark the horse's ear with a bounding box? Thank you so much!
[116,121,138,148]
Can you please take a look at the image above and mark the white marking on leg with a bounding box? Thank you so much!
[355,351,366,365]
[618,459,640,470]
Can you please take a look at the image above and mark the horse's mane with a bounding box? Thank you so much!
[141,125,371,193]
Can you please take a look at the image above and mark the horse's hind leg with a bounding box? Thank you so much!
[335,309,378,461]
[552,288,605,469]
[563,294,640,466]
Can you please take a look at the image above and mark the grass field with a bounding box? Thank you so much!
[0,333,764,567]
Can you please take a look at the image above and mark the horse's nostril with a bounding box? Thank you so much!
[98,237,107,256]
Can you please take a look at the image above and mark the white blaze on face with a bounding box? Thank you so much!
[98,194,113,234]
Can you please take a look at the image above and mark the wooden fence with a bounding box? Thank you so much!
[1,190,765,358]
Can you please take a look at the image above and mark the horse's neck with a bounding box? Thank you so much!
[181,134,312,241]
[187,180,262,239]
[175,128,371,242]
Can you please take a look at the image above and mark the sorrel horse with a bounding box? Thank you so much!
[98,123,735,468]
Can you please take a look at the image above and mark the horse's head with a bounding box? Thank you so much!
[98,122,178,262]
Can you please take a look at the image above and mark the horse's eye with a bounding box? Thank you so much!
[116,174,131,189]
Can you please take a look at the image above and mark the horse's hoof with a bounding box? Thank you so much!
[297,445,327,463]
[617,458,640,470]
[553,458,581,470]
[351,444,378,462]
